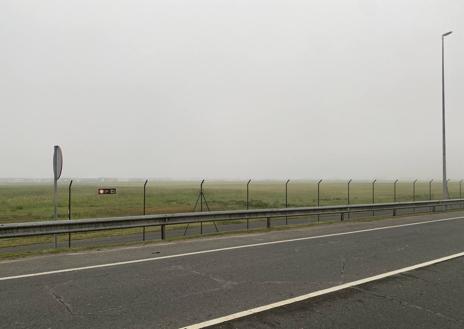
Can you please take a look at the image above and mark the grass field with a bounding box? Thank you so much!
[0,179,460,224]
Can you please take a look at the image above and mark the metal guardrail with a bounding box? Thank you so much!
[1,199,463,242]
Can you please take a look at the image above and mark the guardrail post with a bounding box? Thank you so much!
[266,217,271,229]
[161,221,166,240]
[68,180,73,248]
[340,212,344,222]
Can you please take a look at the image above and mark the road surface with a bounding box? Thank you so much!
[209,257,464,329]
[1,211,464,328]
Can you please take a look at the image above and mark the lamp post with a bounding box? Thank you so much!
[442,31,453,199]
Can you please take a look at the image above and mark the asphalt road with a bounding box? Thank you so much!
[1,211,464,328]
[210,257,464,329]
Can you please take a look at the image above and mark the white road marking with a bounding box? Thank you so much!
[0,215,463,282]
[181,251,464,329]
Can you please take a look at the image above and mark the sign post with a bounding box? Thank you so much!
[52,145,63,248]
[53,145,63,220]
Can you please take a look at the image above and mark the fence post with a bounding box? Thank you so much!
[317,179,322,223]
[460,179,463,210]
[413,179,417,202]
[347,179,352,219]
[285,179,290,208]
[393,179,398,216]
[429,179,433,201]
[142,179,148,241]
[372,179,376,216]
[143,179,148,215]
[285,179,290,225]
[347,179,352,205]
[460,179,463,199]
[246,179,251,210]
[246,179,251,229]
[445,179,450,210]
[200,180,204,212]
[68,180,73,248]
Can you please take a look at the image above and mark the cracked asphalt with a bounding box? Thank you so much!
[211,258,464,329]
[1,212,464,328]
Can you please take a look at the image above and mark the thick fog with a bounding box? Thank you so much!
[1,0,463,180]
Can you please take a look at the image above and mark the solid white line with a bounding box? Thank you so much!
[181,251,464,329]
[0,215,463,282]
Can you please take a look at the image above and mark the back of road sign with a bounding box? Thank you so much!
[53,145,63,180]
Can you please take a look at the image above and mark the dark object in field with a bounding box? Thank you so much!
[97,188,117,195]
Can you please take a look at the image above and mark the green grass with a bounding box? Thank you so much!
[0,179,460,257]
[0,179,458,224]
[0,179,462,259]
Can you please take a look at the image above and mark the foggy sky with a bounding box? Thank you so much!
[1,0,463,180]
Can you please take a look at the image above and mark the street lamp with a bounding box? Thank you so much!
[442,30,453,199]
